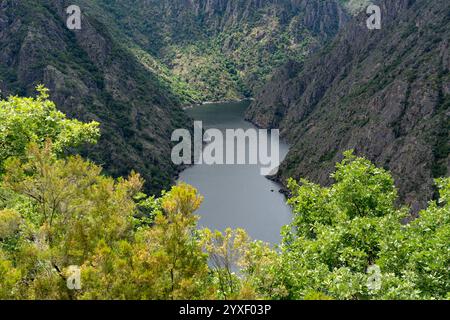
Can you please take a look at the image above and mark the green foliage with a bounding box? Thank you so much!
[0,209,21,240]
[262,151,450,300]
[0,142,212,299]
[0,86,99,168]
[93,0,331,103]
[80,183,212,300]
[332,151,397,219]
[201,228,259,299]
[0,92,448,300]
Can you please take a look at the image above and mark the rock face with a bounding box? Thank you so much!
[0,0,351,194]
[97,0,350,102]
[246,0,450,210]
[0,0,189,194]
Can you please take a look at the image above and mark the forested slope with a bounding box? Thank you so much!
[246,0,450,210]
[0,0,189,194]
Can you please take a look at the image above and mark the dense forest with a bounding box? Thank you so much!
[0,89,448,300]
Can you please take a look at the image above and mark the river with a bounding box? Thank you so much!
[178,100,292,244]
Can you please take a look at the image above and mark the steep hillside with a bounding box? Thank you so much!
[0,0,354,194]
[246,0,450,210]
[96,0,350,103]
[0,0,189,194]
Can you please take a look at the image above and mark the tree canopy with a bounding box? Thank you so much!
[0,86,99,169]
[0,90,448,300]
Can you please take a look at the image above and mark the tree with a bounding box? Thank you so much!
[0,86,99,169]
[262,151,450,300]
[376,177,450,299]
[0,143,143,299]
[80,183,212,300]
[1,87,448,300]
[0,141,214,299]
[201,228,254,299]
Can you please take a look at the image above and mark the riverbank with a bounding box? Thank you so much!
[182,98,254,110]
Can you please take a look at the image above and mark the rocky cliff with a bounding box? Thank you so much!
[246,0,450,210]
[97,0,350,102]
[0,0,189,194]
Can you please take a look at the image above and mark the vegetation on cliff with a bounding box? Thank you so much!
[246,0,450,210]
[93,0,350,103]
[0,0,191,195]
